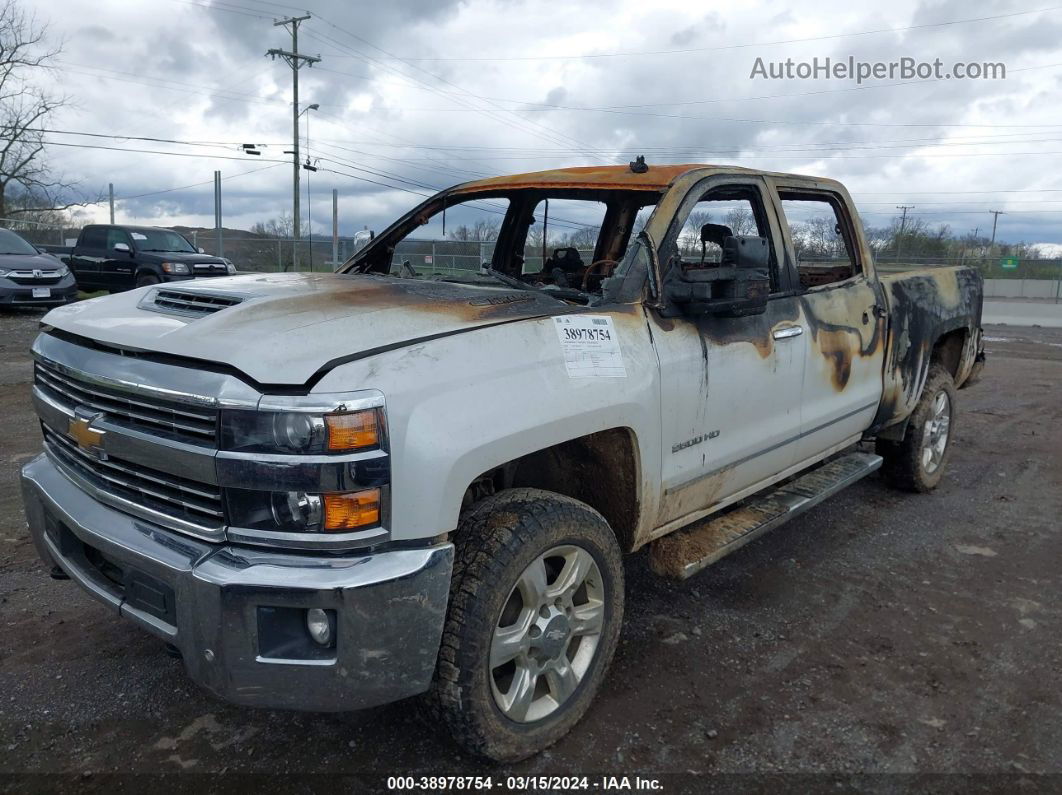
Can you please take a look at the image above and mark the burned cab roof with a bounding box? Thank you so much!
[448,163,837,197]
[452,164,709,194]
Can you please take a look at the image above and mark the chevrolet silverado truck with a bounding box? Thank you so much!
[20,163,983,761]
[66,224,235,292]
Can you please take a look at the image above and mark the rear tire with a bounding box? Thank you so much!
[136,274,160,288]
[425,488,624,762]
[877,363,957,492]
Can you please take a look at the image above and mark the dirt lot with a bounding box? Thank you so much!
[1,308,1059,789]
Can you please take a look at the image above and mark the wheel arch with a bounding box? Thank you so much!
[460,427,642,553]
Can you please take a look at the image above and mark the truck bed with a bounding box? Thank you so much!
[872,265,984,432]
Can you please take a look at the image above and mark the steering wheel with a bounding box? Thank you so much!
[581,259,619,291]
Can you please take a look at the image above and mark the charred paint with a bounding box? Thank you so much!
[796,285,886,394]
[687,298,802,359]
[228,272,576,327]
[871,266,983,431]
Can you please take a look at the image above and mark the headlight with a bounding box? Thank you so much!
[227,487,382,533]
[220,408,381,454]
[55,265,70,278]
[160,261,190,274]
[225,261,237,274]
[0,268,9,277]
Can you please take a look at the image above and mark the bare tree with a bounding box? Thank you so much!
[448,217,500,242]
[723,207,756,236]
[0,0,82,219]
[562,224,598,250]
[679,209,712,254]
[251,212,294,239]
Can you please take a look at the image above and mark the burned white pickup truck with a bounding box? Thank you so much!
[21,163,983,761]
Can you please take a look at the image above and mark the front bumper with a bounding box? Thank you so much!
[21,453,454,712]
[0,278,78,306]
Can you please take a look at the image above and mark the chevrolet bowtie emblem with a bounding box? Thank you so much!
[68,411,106,456]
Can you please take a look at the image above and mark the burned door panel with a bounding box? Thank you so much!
[793,278,886,462]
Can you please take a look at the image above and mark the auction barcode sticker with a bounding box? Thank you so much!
[554,315,627,378]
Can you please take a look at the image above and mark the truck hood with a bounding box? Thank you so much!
[41,272,573,386]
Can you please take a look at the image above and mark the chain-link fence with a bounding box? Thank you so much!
[5,217,1060,300]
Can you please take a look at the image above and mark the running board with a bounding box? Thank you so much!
[649,452,882,580]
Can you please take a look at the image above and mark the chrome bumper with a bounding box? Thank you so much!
[21,453,453,712]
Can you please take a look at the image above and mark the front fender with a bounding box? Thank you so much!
[312,308,661,542]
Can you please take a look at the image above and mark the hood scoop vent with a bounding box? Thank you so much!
[149,289,244,317]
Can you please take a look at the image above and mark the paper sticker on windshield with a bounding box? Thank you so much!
[130,233,147,240]
[554,315,626,378]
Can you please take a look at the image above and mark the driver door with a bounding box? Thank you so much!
[651,176,806,528]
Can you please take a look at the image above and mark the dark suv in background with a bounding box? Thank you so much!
[68,225,235,292]
[0,228,78,307]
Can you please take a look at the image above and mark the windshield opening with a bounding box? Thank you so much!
[345,187,660,301]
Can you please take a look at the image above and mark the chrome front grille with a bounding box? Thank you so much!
[42,425,224,528]
[8,271,63,285]
[34,359,218,444]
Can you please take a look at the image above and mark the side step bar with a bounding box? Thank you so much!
[649,452,882,580]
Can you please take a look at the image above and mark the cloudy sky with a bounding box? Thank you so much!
[25,0,1062,246]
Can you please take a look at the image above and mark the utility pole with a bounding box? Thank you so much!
[895,205,914,259]
[214,170,223,257]
[989,210,1005,247]
[332,188,338,267]
[108,183,114,224]
[267,14,320,271]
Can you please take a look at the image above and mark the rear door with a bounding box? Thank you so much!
[651,175,806,528]
[769,181,886,463]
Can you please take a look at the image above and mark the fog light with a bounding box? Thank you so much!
[306,608,333,646]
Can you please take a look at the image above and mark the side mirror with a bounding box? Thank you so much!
[664,236,770,318]
[113,242,131,254]
[198,247,206,253]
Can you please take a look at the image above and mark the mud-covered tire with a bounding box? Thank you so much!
[136,274,161,288]
[425,488,624,762]
[877,364,958,493]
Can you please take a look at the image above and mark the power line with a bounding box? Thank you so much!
[30,127,266,150]
[3,138,287,163]
[112,163,286,202]
[304,18,614,163]
[316,4,1062,61]
[403,62,1062,114]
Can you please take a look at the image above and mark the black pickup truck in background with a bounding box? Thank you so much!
[66,225,235,292]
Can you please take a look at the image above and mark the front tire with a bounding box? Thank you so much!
[136,273,161,288]
[877,363,957,492]
[427,488,624,762]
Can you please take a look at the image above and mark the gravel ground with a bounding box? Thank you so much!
[0,308,1059,792]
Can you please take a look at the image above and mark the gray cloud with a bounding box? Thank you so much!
[29,0,1062,244]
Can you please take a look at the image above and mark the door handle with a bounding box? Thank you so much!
[772,326,804,340]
